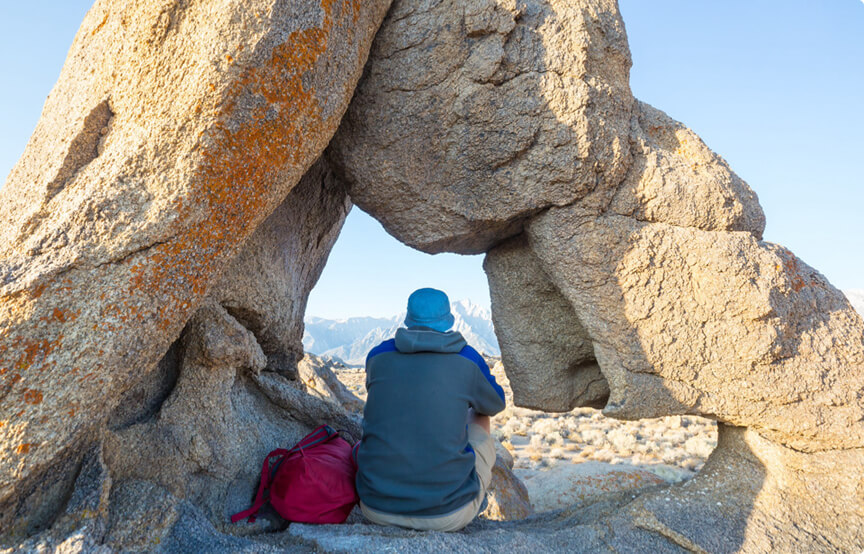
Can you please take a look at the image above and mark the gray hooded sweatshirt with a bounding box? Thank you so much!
[355,327,506,516]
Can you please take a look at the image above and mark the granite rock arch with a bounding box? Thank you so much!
[0,0,862,551]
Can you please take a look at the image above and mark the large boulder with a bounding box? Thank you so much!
[484,234,608,411]
[0,0,390,536]
[297,353,365,413]
[610,101,765,234]
[328,0,634,253]
[502,99,864,452]
[615,424,864,553]
[528,206,864,451]
[481,440,533,521]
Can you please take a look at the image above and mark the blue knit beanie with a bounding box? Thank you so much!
[404,288,454,332]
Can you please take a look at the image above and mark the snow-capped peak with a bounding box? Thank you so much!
[303,299,498,366]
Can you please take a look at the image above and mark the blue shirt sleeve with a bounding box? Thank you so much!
[458,345,506,415]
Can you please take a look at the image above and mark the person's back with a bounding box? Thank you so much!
[355,288,506,532]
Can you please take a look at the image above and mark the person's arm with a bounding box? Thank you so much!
[459,346,506,416]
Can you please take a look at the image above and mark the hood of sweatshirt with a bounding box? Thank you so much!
[394,327,467,354]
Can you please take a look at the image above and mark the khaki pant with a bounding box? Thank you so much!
[359,423,496,532]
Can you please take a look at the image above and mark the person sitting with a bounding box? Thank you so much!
[354,287,506,532]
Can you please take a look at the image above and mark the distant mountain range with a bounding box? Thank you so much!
[303,299,499,366]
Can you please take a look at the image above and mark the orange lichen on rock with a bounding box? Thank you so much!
[21,389,43,405]
[127,0,353,336]
[777,247,813,293]
[2,373,22,387]
[0,336,61,372]
[42,308,79,324]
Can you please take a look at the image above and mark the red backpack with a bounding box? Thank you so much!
[231,425,359,524]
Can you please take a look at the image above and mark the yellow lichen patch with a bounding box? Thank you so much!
[78,373,97,384]
[0,284,58,374]
[0,283,48,328]
[100,300,145,328]
[1,373,21,386]
[16,443,36,455]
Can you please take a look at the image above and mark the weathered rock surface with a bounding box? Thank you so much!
[287,496,691,553]
[617,424,864,552]
[1,445,113,553]
[0,0,390,536]
[328,0,634,254]
[481,440,532,521]
[610,100,765,235]
[103,301,301,533]
[102,480,296,553]
[3,158,359,548]
[527,207,864,451]
[100,158,358,539]
[298,353,365,412]
[210,157,351,378]
[517,461,665,513]
[485,234,608,411]
[1,156,356,539]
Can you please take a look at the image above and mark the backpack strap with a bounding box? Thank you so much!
[287,424,337,454]
[230,447,291,523]
[230,425,339,524]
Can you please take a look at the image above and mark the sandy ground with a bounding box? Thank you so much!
[334,359,718,511]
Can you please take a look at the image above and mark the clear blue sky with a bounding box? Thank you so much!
[1,1,862,319]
